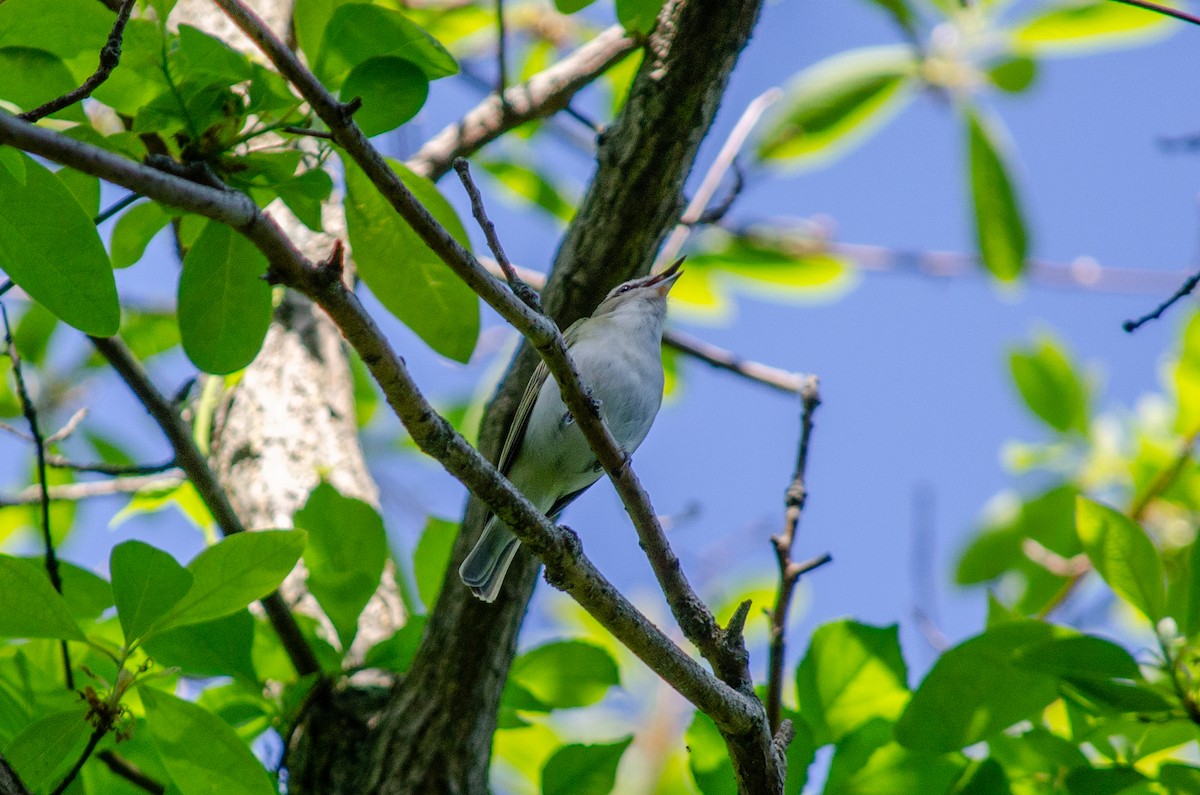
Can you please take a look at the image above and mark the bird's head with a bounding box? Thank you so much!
[592,257,684,320]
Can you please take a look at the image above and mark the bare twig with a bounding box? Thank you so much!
[45,408,88,446]
[282,125,335,140]
[1108,0,1200,27]
[405,25,637,181]
[94,192,142,226]
[0,472,183,508]
[96,751,165,795]
[496,0,510,115]
[1,304,72,690]
[49,725,105,795]
[0,281,13,299]
[656,88,781,269]
[48,457,178,476]
[0,753,32,795]
[89,336,321,678]
[18,0,135,123]
[1123,269,1200,332]
[454,159,543,312]
[766,376,830,734]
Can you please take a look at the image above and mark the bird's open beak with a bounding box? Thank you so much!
[647,256,684,297]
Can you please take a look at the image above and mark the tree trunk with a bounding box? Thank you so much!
[358,0,766,792]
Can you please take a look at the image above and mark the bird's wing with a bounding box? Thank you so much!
[496,316,589,477]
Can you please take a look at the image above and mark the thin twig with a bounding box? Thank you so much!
[47,457,178,476]
[0,472,183,508]
[89,336,322,678]
[0,281,13,299]
[454,159,543,312]
[1123,269,1200,332]
[46,408,88,446]
[496,0,510,116]
[0,753,32,795]
[1,304,72,690]
[1108,0,1200,27]
[49,725,105,795]
[96,751,165,795]
[766,376,829,734]
[282,125,335,140]
[656,88,781,269]
[93,192,142,226]
[18,0,135,123]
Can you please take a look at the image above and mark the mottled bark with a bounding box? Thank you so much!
[363,0,766,792]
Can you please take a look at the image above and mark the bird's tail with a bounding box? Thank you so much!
[459,518,521,603]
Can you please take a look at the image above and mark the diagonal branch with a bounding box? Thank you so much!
[0,111,759,736]
[18,0,135,123]
[405,25,638,181]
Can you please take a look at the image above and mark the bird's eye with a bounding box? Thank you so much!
[616,285,631,295]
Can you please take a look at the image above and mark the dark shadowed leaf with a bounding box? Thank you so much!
[824,718,964,795]
[315,3,457,88]
[412,516,457,613]
[615,0,664,33]
[143,610,258,682]
[3,706,92,793]
[178,221,273,375]
[0,152,119,336]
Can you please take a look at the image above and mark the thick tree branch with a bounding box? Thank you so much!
[405,25,638,181]
[18,0,135,123]
[87,336,321,678]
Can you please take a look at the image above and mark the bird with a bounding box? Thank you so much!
[459,258,684,602]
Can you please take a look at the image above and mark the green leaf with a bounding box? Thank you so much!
[823,718,964,795]
[1160,764,1200,793]
[12,303,57,366]
[178,221,273,375]
[142,610,258,682]
[0,48,87,122]
[343,159,479,362]
[1011,635,1139,679]
[274,169,334,231]
[615,0,664,33]
[34,559,112,622]
[0,147,26,182]
[315,3,457,88]
[0,0,113,68]
[480,159,576,223]
[341,56,429,137]
[0,555,86,641]
[111,540,193,644]
[1009,334,1089,434]
[90,19,171,115]
[156,530,307,632]
[511,640,620,710]
[967,109,1028,281]
[111,201,171,268]
[362,615,425,673]
[176,24,253,84]
[956,484,1079,590]
[955,758,1010,795]
[0,152,119,336]
[1064,676,1174,713]
[554,0,597,12]
[3,706,92,793]
[413,516,457,613]
[987,55,1038,93]
[1174,310,1200,433]
[795,620,909,745]
[141,687,277,795]
[894,621,1062,751]
[295,483,387,650]
[1014,1,1176,55]
[55,168,100,218]
[541,737,632,795]
[1065,766,1148,795]
[1075,497,1165,623]
[755,46,915,168]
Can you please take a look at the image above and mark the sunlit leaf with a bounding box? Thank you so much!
[511,640,620,710]
[142,687,276,795]
[341,56,429,137]
[1075,497,1165,623]
[315,3,457,88]
[0,47,87,122]
[0,554,86,641]
[178,221,272,375]
[412,516,457,614]
[3,706,92,793]
[143,610,258,682]
[1014,1,1177,55]
[756,46,915,168]
[967,109,1028,281]
[1009,334,1089,434]
[796,620,910,745]
[111,540,193,644]
[343,159,479,362]
[296,482,387,649]
[0,152,119,336]
[615,0,664,33]
[824,718,964,795]
[541,737,632,795]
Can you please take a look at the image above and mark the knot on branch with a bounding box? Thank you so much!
[543,525,582,592]
[784,481,806,509]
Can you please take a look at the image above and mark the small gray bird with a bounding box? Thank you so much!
[460,258,684,602]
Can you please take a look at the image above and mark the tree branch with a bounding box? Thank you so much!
[1,304,72,690]
[96,751,165,795]
[87,336,322,678]
[0,112,759,735]
[405,25,638,181]
[18,0,135,123]
[0,753,31,795]
[0,472,182,508]
[1108,0,1200,27]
